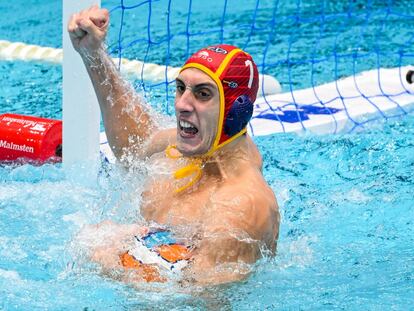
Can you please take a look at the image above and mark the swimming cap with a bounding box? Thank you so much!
[180,44,259,156]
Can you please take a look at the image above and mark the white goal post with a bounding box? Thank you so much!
[62,0,101,183]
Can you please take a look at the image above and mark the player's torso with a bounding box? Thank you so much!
[138,140,277,246]
[140,153,219,227]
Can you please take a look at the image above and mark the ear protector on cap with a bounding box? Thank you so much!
[224,95,254,137]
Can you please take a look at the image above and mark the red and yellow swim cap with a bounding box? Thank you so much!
[167,44,259,193]
[180,44,259,156]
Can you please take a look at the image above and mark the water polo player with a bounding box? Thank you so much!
[68,5,279,285]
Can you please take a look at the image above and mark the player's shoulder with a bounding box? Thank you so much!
[215,175,278,230]
[145,128,176,157]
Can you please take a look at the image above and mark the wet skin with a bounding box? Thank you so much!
[68,5,280,285]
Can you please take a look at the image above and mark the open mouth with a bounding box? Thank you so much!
[179,120,199,136]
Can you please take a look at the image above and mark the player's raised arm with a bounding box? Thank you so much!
[67,5,168,162]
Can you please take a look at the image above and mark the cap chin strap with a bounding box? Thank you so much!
[165,127,246,194]
[165,145,204,193]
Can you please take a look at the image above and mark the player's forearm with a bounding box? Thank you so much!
[183,259,251,286]
[182,236,259,286]
[81,48,156,160]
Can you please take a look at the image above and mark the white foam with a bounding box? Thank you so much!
[0,185,19,201]
[346,188,371,204]
[0,236,28,261]
[0,268,22,282]
[62,211,90,227]
[333,188,372,204]
[279,235,318,269]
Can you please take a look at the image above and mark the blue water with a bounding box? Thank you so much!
[0,0,62,118]
[1,0,414,310]
[1,116,413,310]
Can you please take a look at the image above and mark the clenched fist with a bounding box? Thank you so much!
[68,5,109,56]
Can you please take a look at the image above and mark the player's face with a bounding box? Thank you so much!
[175,68,220,156]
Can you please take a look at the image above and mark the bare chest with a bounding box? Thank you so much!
[140,166,216,227]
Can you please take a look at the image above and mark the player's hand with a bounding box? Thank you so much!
[67,5,109,56]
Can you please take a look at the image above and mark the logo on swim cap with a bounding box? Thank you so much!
[223,80,238,89]
[197,51,209,57]
[207,46,228,54]
[181,44,259,156]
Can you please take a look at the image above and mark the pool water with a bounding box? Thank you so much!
[0,0,62,119]
[1,0,414,310]
[1,116,413,310]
